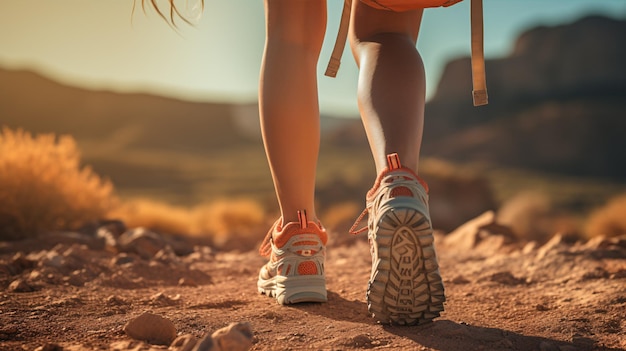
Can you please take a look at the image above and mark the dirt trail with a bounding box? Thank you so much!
[0,226,625,351]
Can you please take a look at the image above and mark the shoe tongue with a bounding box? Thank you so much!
[297,210,308,229]
[387,153,401,170]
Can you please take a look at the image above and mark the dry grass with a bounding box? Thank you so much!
[0,128,115,239]
[110,197,268,251]
[497,191,581,243]
[585,193,626,238]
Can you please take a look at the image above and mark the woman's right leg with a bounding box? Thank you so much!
[348,2,445,325]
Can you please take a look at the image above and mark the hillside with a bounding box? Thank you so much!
[422,15,626,179]
[0,68,244,152]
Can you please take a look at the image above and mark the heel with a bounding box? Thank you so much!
[276,275,327,304]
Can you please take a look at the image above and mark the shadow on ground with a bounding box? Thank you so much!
[386,319,619,351]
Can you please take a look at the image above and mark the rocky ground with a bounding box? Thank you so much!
[1,215,625,351]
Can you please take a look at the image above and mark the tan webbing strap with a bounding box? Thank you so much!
[470,0,488,106]
[325,0,352,78]
[326,0,488,106]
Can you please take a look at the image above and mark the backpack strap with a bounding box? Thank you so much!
[325,0,353,78]
[470,0,488,106]
[325,0,488,106]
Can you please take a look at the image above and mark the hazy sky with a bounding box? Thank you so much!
[1,0,625,117]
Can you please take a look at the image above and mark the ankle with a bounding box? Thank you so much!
[280,209,318,226]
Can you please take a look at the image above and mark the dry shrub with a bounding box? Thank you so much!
[110,198,194,235]
[321,201,366,246]
[585,193,626,238]
[421,159,497,232]
[0,128,115,239]
[112,197,268,251]
[498,191,555,243]
[497,191,579,243]
[192,198,267,250]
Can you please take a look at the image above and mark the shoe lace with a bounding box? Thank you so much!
[349,208,369,235]
[259,219,280,257]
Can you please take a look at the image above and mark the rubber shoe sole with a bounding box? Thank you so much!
[367,199,445,325]
[258,275,327,304]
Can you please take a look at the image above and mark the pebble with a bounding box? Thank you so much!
[33,343,63,351]
[178,277,198,287]
[123,312,177,346]
[192,334,215,351]
[170,334,198,351]
[539,341,560,351]
[488,271,527,286]
[8,278,33,292]
[209,322,253,351]
[117,228,167,260]
[149,292,180,306]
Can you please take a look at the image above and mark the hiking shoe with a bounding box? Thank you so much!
[258,210,328,304]
[351,153,445,325]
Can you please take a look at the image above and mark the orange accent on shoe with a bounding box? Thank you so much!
[350,153,430,236]
[367,166,429,199]
[293,241,320,246]
[298,209,307,229]
[297,261,318,275]
[258,210,328,257]
[390,186,414,197]
[387,153,401,170]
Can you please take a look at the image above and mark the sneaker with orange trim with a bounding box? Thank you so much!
[351,153,445,325]
[258,210,328,304]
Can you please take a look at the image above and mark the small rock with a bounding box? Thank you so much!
[123,312,177,346]
[111,253,136,266]
[103,219,127,235]
[210,322,253,351]
[537,234,565,260]
[444,211,515,253]
[536,304,551,311]
[33,343,63,351]
[8,278,34,292]
[522,241,538,254]
[450,275,470,284]
[106,295,127,305]
[610,269,626,279]
[488,271,527,286]
[580,267,609,281]
[170,334,198,351]
[40,250,64,269]
[178,278,198,287]
[539,341,559,351]
[117,228,168,260]
[351,334,374,348]
[192,334,215,351]
[149,292,180,306]
[11,252,34,271]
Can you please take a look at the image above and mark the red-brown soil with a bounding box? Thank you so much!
[1,225,624,351]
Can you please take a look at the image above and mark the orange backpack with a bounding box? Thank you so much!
[325,0,488,106]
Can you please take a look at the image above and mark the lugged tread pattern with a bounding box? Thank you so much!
[367,206,445,325]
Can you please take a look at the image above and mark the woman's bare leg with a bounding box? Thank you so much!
[259,0,327,223]
[349,3,424,174]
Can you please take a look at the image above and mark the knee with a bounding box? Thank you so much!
[266,2,326,55]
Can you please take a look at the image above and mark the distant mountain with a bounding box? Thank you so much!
[0,68,248,154]
[2,15,625,182]
[422,15,626,179]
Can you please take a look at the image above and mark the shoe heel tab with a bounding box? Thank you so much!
[387,153,401,170]
[297,210,308,229]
